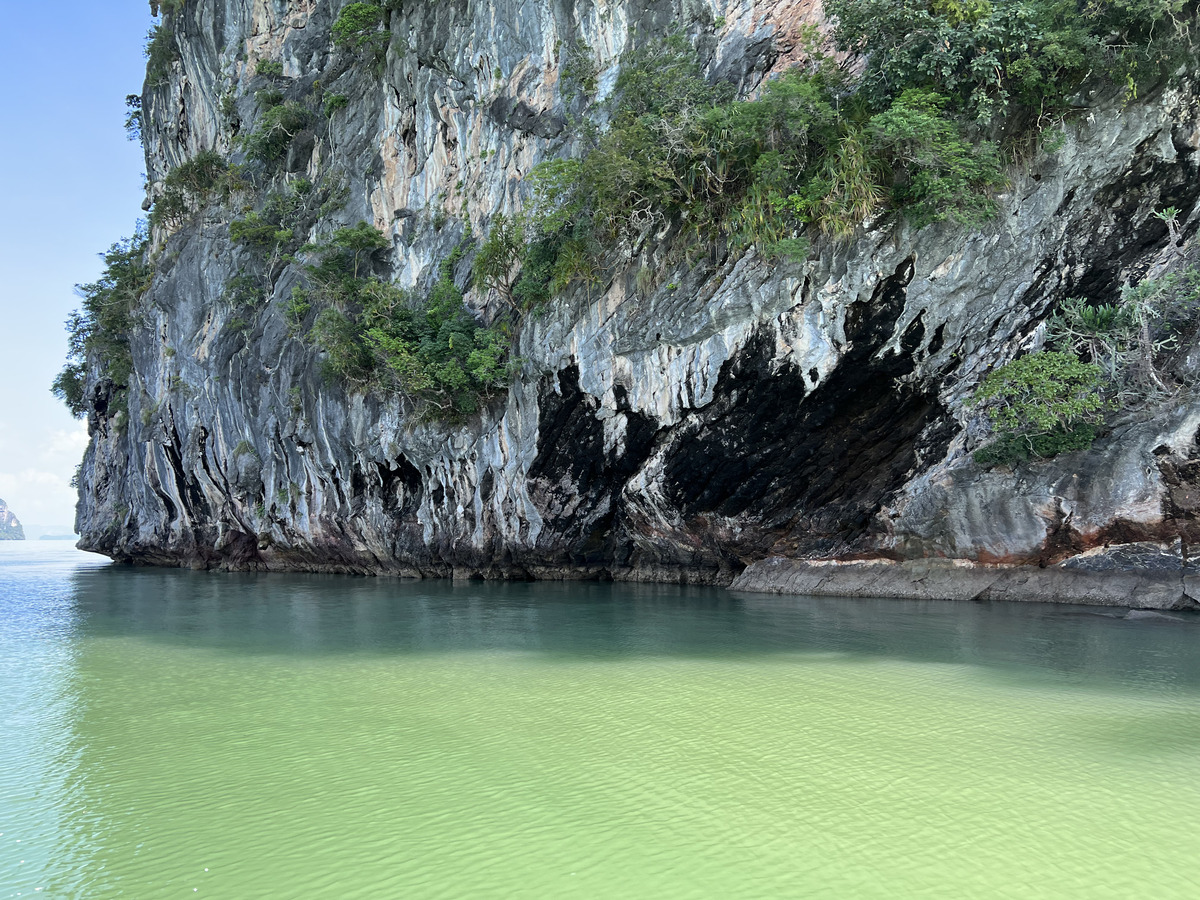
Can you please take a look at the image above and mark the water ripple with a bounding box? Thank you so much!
[2,544,1199,898]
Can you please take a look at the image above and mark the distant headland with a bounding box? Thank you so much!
[0,497,25,540]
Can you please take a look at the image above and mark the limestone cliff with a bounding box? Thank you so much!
[0,498,25,541]
[72,0,1200,605]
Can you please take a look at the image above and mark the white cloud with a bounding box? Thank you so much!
[0,468,78,527]
[45,422,90,457]
[0,414,90,527]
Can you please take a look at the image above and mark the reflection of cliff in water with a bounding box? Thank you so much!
[68,565,1200,690]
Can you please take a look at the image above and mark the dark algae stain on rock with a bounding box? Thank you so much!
[661,258,948,561]
[528,365,659,570]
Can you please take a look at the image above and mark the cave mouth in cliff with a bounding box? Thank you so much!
[661,259,950,557]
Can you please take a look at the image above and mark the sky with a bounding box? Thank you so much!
[0,2,151,534]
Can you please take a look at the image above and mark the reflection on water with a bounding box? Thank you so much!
[67,558,1200,688]
[2,543,1199,899]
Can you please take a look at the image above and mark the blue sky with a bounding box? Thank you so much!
[0,2,150,532]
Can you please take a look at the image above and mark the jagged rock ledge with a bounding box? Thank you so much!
[731,549,1200,611]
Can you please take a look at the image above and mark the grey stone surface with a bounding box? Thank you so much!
[73,1,1200,593]
[730,557,1200,611]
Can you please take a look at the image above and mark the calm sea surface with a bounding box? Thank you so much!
[2,542,1200,898]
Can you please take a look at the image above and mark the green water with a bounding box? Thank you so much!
[2,544,1200,898]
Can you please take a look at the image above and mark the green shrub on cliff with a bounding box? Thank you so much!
[241,101,314,164]
[969,350,1107,465]
[972,351,1107,433]
[298,224,511,417]
[471,209,601,313]
[973,424,1099,467]
[827,0,1194,121]
[255,88,285,110]
[473,1,1194,313]
[124,95,143,143]
[333,2,385,47]
[970,266,1200,466]
[969,264,1200,468]
[255,59,284,78]
[332,1,389,70]
[1047,268,1200,398]
[230,212,290,248]
[866,88,1004,227]
[145,24,179,86]
[149,150,238,228]
[302,221,390,288]
[53,229,153,418]
[475,32,1005,312]
[323,93,349,117]
[230,181,313,257]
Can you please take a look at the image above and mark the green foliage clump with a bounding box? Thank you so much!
[1049,266,1200,396]
[241,101,313,164]
[255,87,285,110]
[972,265,1200,466]
[229,177,333,286]
[560,40,599,103]
[51,364,88,419]
[124,95,143,143]
[145,24,179,86]
[473,2,1195,315]
[286,287,312,333]
[472,211,596,313]
[972,350,1107,434]
[222,271,265,307]
[828,0,1195,123]
[230,213,291,248]
[298,224,511,417]
[333,2,384,46]
[969,350,1106,464]
[476,32,1005,313]
[323,93,349,117]
[332,1,389,69]
[866,89,1005,227]
[973,423,1098,467]
[149,150,238,229]
[230,185,303,251]
[255,59,284,78]
[53,229,153,418]
[587,32,1003,241]
[302,221,390,287]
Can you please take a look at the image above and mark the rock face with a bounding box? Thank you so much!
[0,498,25,541]
[73,0,1200,605]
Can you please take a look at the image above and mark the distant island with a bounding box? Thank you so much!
[0,497,25,540]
